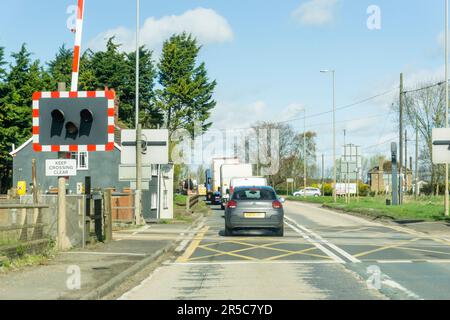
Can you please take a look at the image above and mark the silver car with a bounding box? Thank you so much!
[224,186,285,237]
[293,187,321,197]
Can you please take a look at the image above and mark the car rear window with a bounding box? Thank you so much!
[232,188,277,201]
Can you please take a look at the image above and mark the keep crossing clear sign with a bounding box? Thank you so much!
[45,159,77,177]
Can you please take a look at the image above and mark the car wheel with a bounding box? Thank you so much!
[275,225,284,237]
[224,226,233,236]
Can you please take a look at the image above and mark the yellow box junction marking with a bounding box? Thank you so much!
[176,226,209,263]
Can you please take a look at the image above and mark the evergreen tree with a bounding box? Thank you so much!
[0,44,50,192]
[90,38,132,126]
[78,50,97,91]
[156,33,217,136]
[126,47,162,128]
[0,46,6,82]
[47,45,72,88]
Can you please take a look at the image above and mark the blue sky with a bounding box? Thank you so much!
[0,0,446,168]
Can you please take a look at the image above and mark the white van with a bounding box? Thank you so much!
[230,177,268,194]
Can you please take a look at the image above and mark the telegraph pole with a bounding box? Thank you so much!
[303,110,307,197]
[399,73,404,205]
[405,130,408,195]
[321,154,325,196]
[415,116,419,199]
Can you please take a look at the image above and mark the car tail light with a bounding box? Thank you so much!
[227,200,237,209]
[272,200,283,209]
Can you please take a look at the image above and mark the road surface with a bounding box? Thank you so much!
[119,201,450,300]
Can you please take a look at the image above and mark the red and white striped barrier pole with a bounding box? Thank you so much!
[71,0,85,92]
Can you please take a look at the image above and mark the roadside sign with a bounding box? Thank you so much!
[286,178,294,183]
[432,128,450,164]
[76,182,84,195]
[121,129,169,165]
[336,183,357,195]
[45,159,77,177]
[118,164,152,182]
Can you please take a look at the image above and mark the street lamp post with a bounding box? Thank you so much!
[321,70,337,203]
[135,0,142,225]
[446,0,449,217]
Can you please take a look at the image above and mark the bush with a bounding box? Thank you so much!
[323,183,333,196]
[275,189,288,195]
[420,183,448,196]
[358,183,370,197]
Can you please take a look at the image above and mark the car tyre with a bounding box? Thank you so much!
[275,225,284,237]
[224,226,233,237]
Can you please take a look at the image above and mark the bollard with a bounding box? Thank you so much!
[104,189,113,242]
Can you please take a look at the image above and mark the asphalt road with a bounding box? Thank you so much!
[120,201,450,300]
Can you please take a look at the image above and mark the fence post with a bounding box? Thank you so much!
[104,189,113,242]
[186,195,190,212]
[57,177,71,250]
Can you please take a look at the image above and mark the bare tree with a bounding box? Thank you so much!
[249,121,317,190]
[396,81,446,194]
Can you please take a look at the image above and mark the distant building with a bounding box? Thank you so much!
[9,98,173,221]
[368,160,413,194]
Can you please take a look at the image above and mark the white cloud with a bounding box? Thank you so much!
[211,100,310,131]
[280,103,305,122]
[211,100,269,130]
[88,8,233,53]
[292,0,338,26]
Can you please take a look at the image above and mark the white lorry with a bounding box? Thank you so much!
[210,157,240,204]
[220,164,253,209]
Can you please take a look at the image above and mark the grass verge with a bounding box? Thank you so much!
[0,240,56,273]
[160,194,209,225]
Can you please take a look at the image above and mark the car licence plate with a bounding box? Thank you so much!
[244,212,266,219]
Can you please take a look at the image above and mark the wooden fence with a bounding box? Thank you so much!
[0,203,50,259]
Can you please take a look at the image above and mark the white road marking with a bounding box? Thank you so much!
[381,277,422,300]
[167,260,341,267]
[132,225,150,236]
[285,215,361,263]
[284,220,346,264]
[286,201,378,226]
[61,251,146,257]
[426,259,450,264]
[174,220,206,253]
[377,260,414,264]
[175,239,190,253]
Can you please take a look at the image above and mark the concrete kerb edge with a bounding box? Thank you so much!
[80,214,206,300]
[79,244,172,300]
